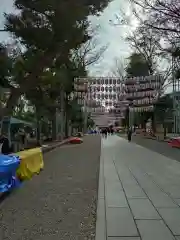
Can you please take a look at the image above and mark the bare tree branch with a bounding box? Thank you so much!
[111,57,126,78]
[129,0,180,40]
[73,37,109,68]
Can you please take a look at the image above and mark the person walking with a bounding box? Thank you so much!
[0,134,11,154]
[127,127,132,142]
[102,128,107,138]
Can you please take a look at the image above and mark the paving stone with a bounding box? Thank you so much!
[95,198,106,240]
[98,162,105,199]
[162,185,180,198]
[104,168,119,181]
[106,207,138,237]
[123,184,147,199]
[106,187,128,207]
[158,208,180,235]
[116,169,138,186]
[121,178,140,186]
[146,191,178,208]
[105,179,122,190]
[108,238,140,240]
[129,199,161,219]
[135,175,161,192]
[174,198,180,206]
[136,220,175,240]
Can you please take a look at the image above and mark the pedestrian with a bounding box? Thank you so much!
[0,134,11,154]
[104,128,107,138]
[127,127,132,142]
[18,128,26,150]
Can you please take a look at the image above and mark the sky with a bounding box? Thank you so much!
[0,0,14,42]
[0,0,137,77]
[88,0,138,76]
[0,0,173,94]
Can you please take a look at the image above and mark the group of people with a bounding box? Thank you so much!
[101,127,114,138]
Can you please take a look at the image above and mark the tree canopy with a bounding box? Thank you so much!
[126,53,150,77]
[0,0,111,116]
[0,0,111,140]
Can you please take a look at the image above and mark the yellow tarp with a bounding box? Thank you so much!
[16,148,44,180]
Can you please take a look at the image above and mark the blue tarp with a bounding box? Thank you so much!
[88,130,97,134]
[0,154,21,193]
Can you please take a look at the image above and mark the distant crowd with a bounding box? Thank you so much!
[88,126,115,138]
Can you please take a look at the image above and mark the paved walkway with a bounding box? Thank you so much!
[96,135,180,240]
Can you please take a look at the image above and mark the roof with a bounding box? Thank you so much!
[0,117,34,127]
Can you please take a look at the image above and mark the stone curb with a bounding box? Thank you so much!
[143,136,170,142]
[41,138,71,154]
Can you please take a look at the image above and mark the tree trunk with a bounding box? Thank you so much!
[36,116,41,146]
[60,89,64,141]
[52,110,57,141]
[163,122,167,139]
[64,111,68,138]
[35,105,43,146]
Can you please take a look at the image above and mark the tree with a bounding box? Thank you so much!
[0,44,13,88]
[126,24,162,75]
[126,52,150,77]
[154,94,173,138]
[73,34,108,68]
[2,0,111,117]
[130,0,180,39]
[171,47,180,79]
[70,98,84,131]
[125,52,158,130]
[87,114,95,128]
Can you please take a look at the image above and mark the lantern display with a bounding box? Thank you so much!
[119,75,163,114]
[73,77,128,126]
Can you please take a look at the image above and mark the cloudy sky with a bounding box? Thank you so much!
[88,0,137,76]
[0,0,137,76]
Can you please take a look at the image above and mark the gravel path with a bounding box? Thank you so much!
[0,135,101,240]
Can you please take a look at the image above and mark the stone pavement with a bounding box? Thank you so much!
[96,135,180,240]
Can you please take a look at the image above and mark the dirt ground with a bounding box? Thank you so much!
[0,135,101,240]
